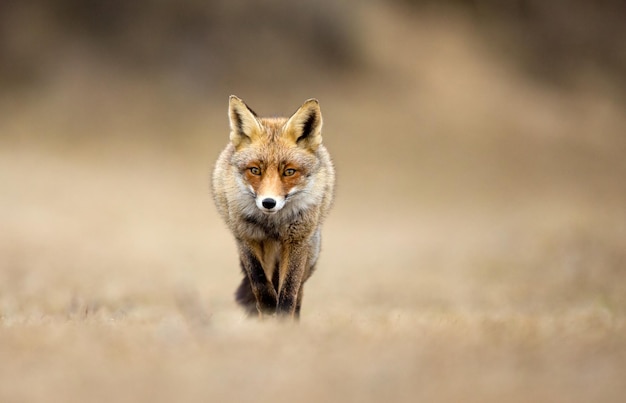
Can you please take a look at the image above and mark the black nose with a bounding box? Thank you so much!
[262,198,276,209]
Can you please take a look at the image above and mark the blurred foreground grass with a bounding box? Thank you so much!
[1,2,626,402]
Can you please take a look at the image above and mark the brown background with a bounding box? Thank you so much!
[1,1,625,402]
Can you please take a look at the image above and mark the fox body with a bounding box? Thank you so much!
[212,96,335,318]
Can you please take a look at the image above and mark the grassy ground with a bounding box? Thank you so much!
[1,4,625,402]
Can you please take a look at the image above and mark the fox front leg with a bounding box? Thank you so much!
[294,283,304,319]
[238,242,277,317]
[276,243,308,318]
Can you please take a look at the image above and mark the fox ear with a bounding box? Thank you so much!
[229,95,262,148]
[283,99,323,151]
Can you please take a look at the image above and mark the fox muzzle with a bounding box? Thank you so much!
[256,196,285,214]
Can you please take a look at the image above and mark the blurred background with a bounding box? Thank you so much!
[1,1,625,402]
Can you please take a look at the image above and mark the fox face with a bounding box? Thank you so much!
[243,158,306,214]
[228,96,323,215]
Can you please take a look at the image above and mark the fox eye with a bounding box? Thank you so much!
[283,168,296,177]
[249,167,261,175]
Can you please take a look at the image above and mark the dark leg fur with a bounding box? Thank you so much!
[237,247,277,316]
[276,246,308,317]
[234,276,258,316]
[234,269,284,316]
[236,244,315,319]
[294,286,303,319]
[271,265,280,293]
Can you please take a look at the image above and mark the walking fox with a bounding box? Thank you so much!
[212,96,335,319]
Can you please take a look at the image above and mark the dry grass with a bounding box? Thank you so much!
[1,3,626,403]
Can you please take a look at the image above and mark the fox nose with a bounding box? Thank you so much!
[261,198,277,209]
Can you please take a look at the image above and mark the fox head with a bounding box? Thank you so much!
[227,95,323,215]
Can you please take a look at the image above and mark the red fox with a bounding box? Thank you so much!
[212,96,335,319]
